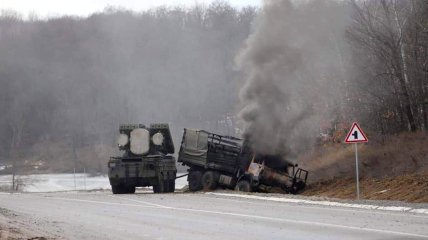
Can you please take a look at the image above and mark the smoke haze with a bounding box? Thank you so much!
[237,0,349,163]
[3,0,419,175]
[0,4,257,172]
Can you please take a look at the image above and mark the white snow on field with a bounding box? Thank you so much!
[0,173,188,192]
[0,174,110,192]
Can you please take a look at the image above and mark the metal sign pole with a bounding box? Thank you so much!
[355,143,360,200]
[84,167,86,190]
[73,168,76,191]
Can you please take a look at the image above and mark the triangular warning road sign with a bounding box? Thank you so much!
[345,122,368,143]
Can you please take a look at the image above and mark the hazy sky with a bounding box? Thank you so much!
[1,0,261,18]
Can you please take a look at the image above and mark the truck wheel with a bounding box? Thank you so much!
[127,186,136,194]
[169,179,175,193]
[201,171,219,190]
[112,184,130,194]
[112,185,122,194]
[235,180,251,192]
[153,177,166,193]
[164,172,175,193]
[188,171,203,192]
[289,181,305,194]
[169,172,176,193]
[163,179,171,193]
[153,183,164,193]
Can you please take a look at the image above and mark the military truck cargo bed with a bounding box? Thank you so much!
[178,129,251,174]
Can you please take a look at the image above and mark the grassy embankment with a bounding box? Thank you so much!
[299,132,428,203]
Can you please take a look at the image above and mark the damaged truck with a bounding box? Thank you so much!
[177,128,308,193]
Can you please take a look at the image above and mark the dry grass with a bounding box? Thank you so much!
[302,174,428,203]
[300,132,428,182]
[299,132,428,203]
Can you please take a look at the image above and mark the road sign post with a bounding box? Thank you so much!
[344,122,368,200]
[355,143,359,199]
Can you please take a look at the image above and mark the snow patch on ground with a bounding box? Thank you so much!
[0,174,188,192]
[206,192,428,215]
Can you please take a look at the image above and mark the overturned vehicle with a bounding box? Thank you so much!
[178,129,308,193]
[108,124,177,194]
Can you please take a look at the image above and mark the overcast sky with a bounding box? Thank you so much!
[1,0,261,19]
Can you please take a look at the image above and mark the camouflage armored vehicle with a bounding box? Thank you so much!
[108,124,176,194]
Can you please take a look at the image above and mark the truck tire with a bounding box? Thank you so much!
[188,171,203,192]
[112,185,122,194]
[127,186,136,194]
[164,172,175,193]
[153,183,164,193]
[289,181,305,194]
[153,177,165,193]
[201,171,219,190]
[112,184,132,194]
[235,180,251,192]
[163,179,171,193]
[168,179,175,193]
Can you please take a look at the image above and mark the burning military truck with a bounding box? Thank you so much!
[108,124,176,194]
[177,128,308,193]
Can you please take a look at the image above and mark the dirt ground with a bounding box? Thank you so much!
[302,174,428,203]
[300,132,428,181]
[298,132,428,203]
[0,208,50,240]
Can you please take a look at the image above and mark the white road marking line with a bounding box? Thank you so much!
[7,193,428,238]
[206,192,428,216]
[168,207,428,238]
[193,193,428,219]
[113,196,167,208]
[44,196,163,209]
[116,195,428,238]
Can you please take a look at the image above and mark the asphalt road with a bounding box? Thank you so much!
[0,191,427,240]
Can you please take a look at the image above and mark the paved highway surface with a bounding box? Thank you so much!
[0,191,427,239]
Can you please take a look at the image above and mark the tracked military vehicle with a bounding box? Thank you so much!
[108,124,177,194]
[178,128,308,193]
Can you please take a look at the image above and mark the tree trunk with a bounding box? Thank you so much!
[397,74,417,131]
[392,1,417,131]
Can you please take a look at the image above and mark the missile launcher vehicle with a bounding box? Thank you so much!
[108,124,176,194]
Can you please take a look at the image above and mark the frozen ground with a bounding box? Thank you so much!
[0,173,188,192]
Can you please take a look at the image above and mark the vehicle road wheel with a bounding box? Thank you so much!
[163,179,171,193]
[112,184,130,194]
[153,184,163,193]
[235,180,251,192]
[289,181,305,194]
[168,179,175,193]
[127,186,136,194]
[188,171,203,192]
[201,171,219,190]
[112,185,122,194]
[153,177,166,193]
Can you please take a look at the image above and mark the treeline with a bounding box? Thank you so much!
[0,0,426,173]
[0,3,256,172]
[346,0,428,136]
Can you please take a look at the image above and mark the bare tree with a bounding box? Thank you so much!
[347,0,427,133]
